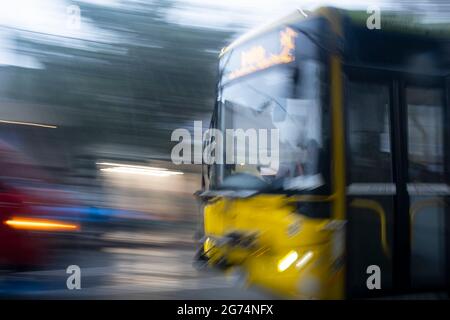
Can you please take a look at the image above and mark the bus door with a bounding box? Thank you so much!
[404,79,449,291]
[344,72,396,297]
[345,70,450,297]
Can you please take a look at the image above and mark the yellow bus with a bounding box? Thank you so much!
[196,7,450,299]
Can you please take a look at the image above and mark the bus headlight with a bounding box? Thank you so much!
[277,250,298,272]
[295,251,313,270]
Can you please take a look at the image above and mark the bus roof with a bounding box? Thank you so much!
[345,9,450,38]
[220,7,450,57]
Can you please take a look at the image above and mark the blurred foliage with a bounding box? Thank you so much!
[0,0,234,157]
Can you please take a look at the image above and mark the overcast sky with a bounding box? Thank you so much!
[167,0,388,30]
[0,0,447,68]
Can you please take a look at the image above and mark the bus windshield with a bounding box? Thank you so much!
[218,61,329,193]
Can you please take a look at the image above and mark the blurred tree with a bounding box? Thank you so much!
[0,0,234,165]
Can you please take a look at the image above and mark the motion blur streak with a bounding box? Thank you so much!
[98,162,183,176]
[97,162,170,170]
[0,120,57,129]
[5,218,80,231]
[100,166,183,177]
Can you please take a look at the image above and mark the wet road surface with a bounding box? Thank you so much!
[0,228,270,299]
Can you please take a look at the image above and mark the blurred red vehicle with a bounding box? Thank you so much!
[0,141,80,269]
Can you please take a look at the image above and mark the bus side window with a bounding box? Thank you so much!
[406,87,445,183]
[347,82,393,183]
[406,86,447,288]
